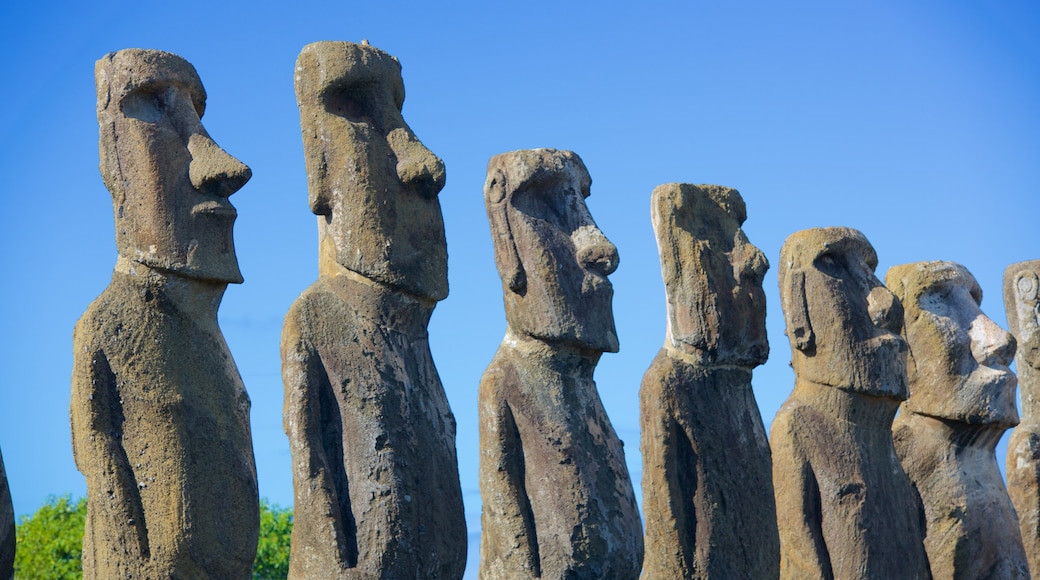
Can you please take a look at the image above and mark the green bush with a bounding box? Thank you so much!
[14,495,85,579]
[13,496,293,579]
[254,499,293,579]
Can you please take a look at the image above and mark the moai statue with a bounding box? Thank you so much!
[1005,260,1040,577]
[1,447,12,579]
[478,148,643,580]
[887,261,1029,578]
[282,41,466,579]
[771,227,930,579]
[71,49,258,578]
[640,184,778,579]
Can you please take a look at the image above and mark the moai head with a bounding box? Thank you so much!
[484,148,619,353]
[651,183,769,367]
[779,227,907,398]
[885,261,1018,425]
[96,49,251,284]
[1005,260,1040,373]
[295,41,447,301]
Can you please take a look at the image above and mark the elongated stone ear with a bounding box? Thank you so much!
[785,268,814,351]
[1016,270,1039,302]
[485,169,526,294]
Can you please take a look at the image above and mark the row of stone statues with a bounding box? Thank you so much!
[44,40,1037,579]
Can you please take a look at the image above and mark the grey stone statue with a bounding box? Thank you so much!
[1,447,12,580]
[71,49,258,578]
[478,148,643,580]
[771,227,930,579]
[887,261,1028,578]
[1005,259,1040,578]
[640,183,778,579]
[282,41,466,579]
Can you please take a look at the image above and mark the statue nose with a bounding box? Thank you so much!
[867,284,903,335]
[970,314,1017,367]
[188,133,252,197]
[387,127,445,197]
[574,225,619,277]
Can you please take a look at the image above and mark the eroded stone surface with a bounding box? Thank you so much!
[771,227,930,579]
[888,261,1028,579]
[640,183,778,579]
[1,447,12,580]
[71,49,258,578]
[479,148,643,579]
[283,41,465,579]
[1005,260,1040,578]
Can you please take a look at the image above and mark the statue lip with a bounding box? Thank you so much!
[191,199,237,218]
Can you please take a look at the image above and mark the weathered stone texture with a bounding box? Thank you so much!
[479,149,643,579]
[640,183,778,579]
[1,447,12,580]
[888,261,1028,579]
[283,41,465,579]
[771,227,930,579]
[1005,260,1040,578]
[72,49,258,578]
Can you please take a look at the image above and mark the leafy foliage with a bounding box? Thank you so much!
[12,496,293,579]
[253,499,293,579]
[14,495,86,579]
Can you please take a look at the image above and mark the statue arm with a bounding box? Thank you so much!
[282,314,358,570]
[70,344,149,562]
[771,411,831,580]
[478,382,541,578]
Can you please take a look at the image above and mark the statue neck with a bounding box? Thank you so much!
[502,328,602,378]
[113,256,226,323]
[321,261,434,338]
[792,377,900,428]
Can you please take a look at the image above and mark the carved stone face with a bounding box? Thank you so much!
[1005,260,1040,372]
[96,49,251,283]
[651,183,769,367]
[779,227,907,398]
[295,41,447,301]
[484,149,619,353]
[887,261,1019,425]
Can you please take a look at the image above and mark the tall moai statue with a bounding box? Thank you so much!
[887,261,1029,578]
[282,41,466,579]
[71,49,259,578]
[1,447,12,579]
[1006,260,1040,577]
[478,148,643,580]
[771,227,930,579]
[478,148,640,580]
[640,184,778,579]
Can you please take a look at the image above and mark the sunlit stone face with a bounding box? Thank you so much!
[296,41,447,301]
[485,149,619,353]
[96,49,251,283]
[652,183,769,366]
[780,227,908,398]
[889,261,1019,426]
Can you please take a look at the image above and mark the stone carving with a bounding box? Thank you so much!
[478,148,643,579]
[71,49,258,578]
[886,261,1028,578]
[1,447,12,580]
[283,41,465,579]
[1005,259,1040,578]
[771,227,930,579]
[640,183,778,579]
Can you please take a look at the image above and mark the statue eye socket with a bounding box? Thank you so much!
[324,86,381,132]
[814,253,844,277]
[121,90,163,123]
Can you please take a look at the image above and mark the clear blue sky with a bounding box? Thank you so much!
[1,1,1037,576]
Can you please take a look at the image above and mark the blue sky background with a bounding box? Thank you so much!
[1,1,1037,576]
